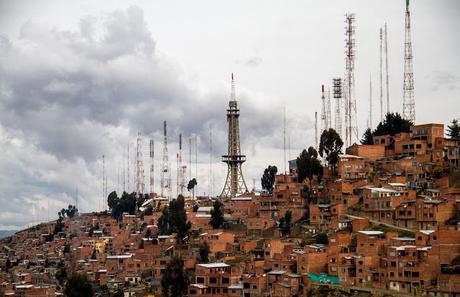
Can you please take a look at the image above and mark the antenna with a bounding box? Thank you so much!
[403,0,415,122]
[283,106,287,174]
[127,144,130,193]
[320,85,327,132]
[209,125,213,198]
[102,154,105,211]
[333,78,343,138]
[315,111,318,150]
[161,121,171,200]
[150,139,154,196]
[194,134,198,196]
[369,73,373,130]
[384,23,390,114]
[135,132,145,197]
[345,13,358,147]
[326,86,332,130]
[380,27,384,121]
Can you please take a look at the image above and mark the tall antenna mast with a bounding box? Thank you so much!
[220,73,248,197]
[209,124,213,198]
[150,139,154,196]
[195,134,198,196]
[320,85,327,132]
[127,144,130,193]
[326,87,332,130]
[177,134,186,196]
[102,155,105,211]
[333,78,343,138]
[379,27,384,121]
[161,121,171,200]
[384,23,390,114]
[135,132,145,197]
[403,0,415,122]
[315,111,318,150]
[345,13,358,147]
[283,106,287,174]
[369,74,373,130]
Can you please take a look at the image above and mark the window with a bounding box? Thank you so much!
[210,277,217,284]
[222,277,229,284]
[197,277,205,284]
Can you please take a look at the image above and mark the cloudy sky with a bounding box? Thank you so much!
[0,0,459,229]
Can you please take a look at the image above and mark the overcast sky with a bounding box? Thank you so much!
[0,0,459,229]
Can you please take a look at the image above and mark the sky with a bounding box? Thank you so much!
[0,0,459,229]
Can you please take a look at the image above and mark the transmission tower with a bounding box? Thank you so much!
[161,121,172,200]
[384,23,390,114]
[127,144,130,192]
[369,74,373,130]
[220,73,248,197]
[333,78,343,138]
[379,27,384,121]
[345,13,358,147]
[149,139,154,195]
[208,124,213,198]
[320,85,327,132]
[177,134,186,196]
[326,87,332,130]
[135,132,145,196]
[403,0,415,123]
[314,111,318,150]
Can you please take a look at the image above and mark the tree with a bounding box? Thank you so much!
[209,199,224,229]
[161,257,187,297]
[360,128,374,145]
[198,242,210,263]
[109,192,137,221]
[447,119,460,139]
[373,112,412,136]
[261,165,278,193]
[296,147,323,193]
[107,191,119,210]
[315,233,329,245]
[55,263,67,285]
[279,211,292,237]
[65,205,78,218]
[187,178,197,199]
[91,249,97,260]
[319,128,344,176]
[158,207,171,235]
[64,274,93,297]
[169,195,191,244]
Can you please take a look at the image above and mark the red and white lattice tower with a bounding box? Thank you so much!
[320,85,327,132]
[333,78,343,138]
[135,132,145,196]
[149,139,154,195]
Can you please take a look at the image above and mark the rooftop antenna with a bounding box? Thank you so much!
[403,0,415,122]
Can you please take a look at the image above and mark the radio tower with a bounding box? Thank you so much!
[161,121,172,200]
[345,13,358,147]
[333,78,343,137]
[379,27,384,121]
[149,139,154,195]
[403,0,415,123]
[220,73,248,198]
[177,134,186,196]
[135,132,145,196]
[314,111,318,150]
[326,87,332,130]
[384,23,390,114]
[369,74,373,130]
[320,85,327,132]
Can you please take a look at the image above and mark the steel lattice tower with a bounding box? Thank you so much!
[345,13,358,147]
[380,27,384,121]
[135,132,145,196]
[333,78,343,137]
[161,121,172,200]
[320,85,327,132]
[177,134,186,196]
[403,0,415,123]
[149,139,154,195]
[326,87,332,130]
[220,74,248,198]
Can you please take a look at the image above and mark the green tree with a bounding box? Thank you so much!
[447,119,460,139]
[64,274,93,297]
[373,112,412,136]
[315,233,329,244]
[360,128,374,145]
[169,195,191,244]
[261,165,278,193]
[187,178,198,199]
[209,199,224,229]
[107,191,119,210]
[279,211,292,237]
[319,128,344,176]
[296,147,323,193]
[158,207,171,235]
[198,242,210,263]
[161,257,187,297]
